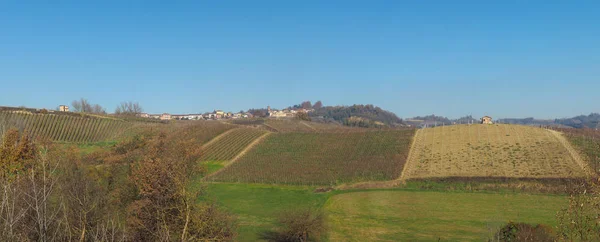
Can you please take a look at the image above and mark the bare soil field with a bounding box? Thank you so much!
[402,124,589,179]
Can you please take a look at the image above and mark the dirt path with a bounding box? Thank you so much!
[300,121,317,131]
[201,128,238,149]
[547,129,593,176]
[203,132,271,180]
[398,128,421,181]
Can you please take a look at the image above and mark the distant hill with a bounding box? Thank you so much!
[309,104,405,128]
[405,115,478,127]
[498,113,600,129]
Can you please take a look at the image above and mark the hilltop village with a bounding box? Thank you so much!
[138,106,314,121]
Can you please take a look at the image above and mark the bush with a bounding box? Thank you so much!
[491,222,555,242]
[260,208,325,242]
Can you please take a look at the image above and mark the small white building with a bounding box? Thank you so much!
[59,105,69,112]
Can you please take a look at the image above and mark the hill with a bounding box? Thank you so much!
[0,110,133,143]
[310,104,404,127]
[208,129,415,185]
[402,124,590,180]
[228,118,352,133]
[199,128,268,161]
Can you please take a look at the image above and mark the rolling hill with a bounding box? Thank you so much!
[208,129,415,185]
[401,124,590,180]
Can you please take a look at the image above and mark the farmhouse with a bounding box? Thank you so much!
[160,113,171,120]
[59,105,69,112]
[481,116,493,124]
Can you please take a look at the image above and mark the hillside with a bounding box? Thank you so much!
[199,128,268,161]
[0,110,133,143]
[310,104,404,127]
[402,124,589,180]
[208,129,415,185]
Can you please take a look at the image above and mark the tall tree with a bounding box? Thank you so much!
[71,98,105,114]
[313,101,323,109]
[301,101,312,109]
[114,101,143,116]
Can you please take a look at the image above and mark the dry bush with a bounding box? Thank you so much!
[556,182,600,241]
[490,222,555,242]
[260,209,326,242]
[126,132,236,241]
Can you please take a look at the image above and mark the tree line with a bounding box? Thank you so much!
[69,98,144,117]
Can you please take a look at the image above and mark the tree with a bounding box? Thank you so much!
[126,133,236,241]
[312,101,323,109]
[296,112,311,121]
[71,98,105,114]
[556,182,600,241]
[301,101,312,110]
[114,101,143,116]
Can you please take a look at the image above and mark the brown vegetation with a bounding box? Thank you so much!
[403,124,588,179]
[0,127,236,241]
[260,209,325,242]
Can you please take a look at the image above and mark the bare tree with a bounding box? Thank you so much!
[24,146,65,241]
[114,101,143,116]
[71,98,105,114]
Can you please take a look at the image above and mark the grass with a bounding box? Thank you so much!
[403,124,587,179]
[201,161,225,175]
[201,182,567,242]
[326,190,566,241]
[205,183,330,241]
[209,130,415,185]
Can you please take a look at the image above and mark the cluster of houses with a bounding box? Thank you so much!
[138,106,315,121]
[266,106,313,118]
[140,110,253,121]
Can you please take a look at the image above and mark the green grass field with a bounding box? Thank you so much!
[326,190,565,241]
[205,183,330,241]
[204,183,566,242]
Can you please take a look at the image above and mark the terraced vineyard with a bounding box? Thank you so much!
[402,124,589,179]
[0,111,132,143]
[263,119,350,133]
[209,129,415,185]
[199,128,268,161]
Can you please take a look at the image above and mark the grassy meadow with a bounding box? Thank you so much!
[204,183,567,241]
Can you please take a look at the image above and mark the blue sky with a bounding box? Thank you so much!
[1,1,599,119]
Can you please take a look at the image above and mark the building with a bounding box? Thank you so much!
[160,113,171,120]
[139,113,149,118]
[481,116,493,124]
[59,105,69,112]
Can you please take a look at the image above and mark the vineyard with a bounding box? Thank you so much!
[555,128,600,174]
[199,128,268,161]
[263,119,350,133]
[402,124,589,179]
[209,129,415,185]
[0,111,133,143]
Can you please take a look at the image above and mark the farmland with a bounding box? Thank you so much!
[204,183,567,242]
[0,110,132,143]
[209,129,415,185]
[402,124,589,179]
[555,128,600,174]
[326,190,566,241]
[199,128,268,161]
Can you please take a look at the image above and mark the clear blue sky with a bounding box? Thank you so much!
[1,1,599,119]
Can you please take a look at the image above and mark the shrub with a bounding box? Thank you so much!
[260,209,326,242]
[491,222,555,242]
